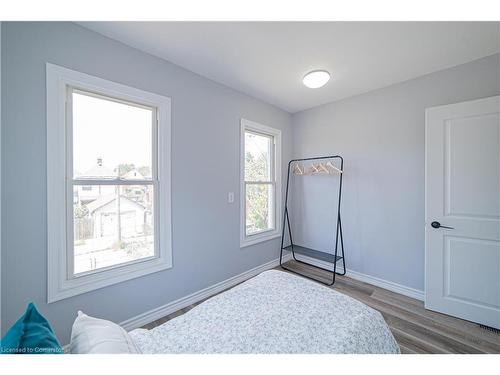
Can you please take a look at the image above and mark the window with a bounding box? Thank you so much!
[71,90,157,275]
[240,119,281,247]
[47,64,171,302]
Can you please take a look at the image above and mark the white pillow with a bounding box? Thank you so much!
[70,311,140,354]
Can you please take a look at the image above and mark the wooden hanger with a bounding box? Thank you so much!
[293,162,304,175]
[317,162,330,174]
[310,162,329,174]
[326,161,343,174]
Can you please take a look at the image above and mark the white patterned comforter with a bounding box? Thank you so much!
[129,270,400,354]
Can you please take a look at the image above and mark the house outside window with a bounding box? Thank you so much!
[73,159,155,275]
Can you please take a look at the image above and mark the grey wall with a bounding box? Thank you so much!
[1,22,292,343]
[291,54,500,291]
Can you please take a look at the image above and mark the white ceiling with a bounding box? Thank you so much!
[79,22,500,113]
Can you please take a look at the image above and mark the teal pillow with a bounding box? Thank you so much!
[1,303,63,354]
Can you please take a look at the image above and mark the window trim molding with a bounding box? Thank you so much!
[46,63,172,303]
[240,118,282,248]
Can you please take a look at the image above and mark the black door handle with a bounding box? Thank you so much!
[431,221,454,229]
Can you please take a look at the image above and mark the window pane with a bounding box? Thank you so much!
[245,183,274,235]
[245,131,272,182]
[72,91,153,179]
[73,184,155,275]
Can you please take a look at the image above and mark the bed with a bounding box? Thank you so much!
[128,270,400,354]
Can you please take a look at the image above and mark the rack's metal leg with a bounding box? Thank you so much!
[338,215,346,276]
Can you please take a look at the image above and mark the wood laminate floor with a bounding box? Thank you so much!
[143,260,500,354]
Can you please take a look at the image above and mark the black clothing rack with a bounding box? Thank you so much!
[280,155,346,286]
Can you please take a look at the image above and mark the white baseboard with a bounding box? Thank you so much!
[289,253,425,301]
[345,268,424,301]
[120,256,290,331]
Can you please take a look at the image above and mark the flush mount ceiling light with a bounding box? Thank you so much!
[302,70,331,89]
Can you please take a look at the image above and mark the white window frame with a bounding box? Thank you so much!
[46,63,172,303]
[240,118,282,248]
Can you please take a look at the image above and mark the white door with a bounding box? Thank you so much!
[425,96,500,329]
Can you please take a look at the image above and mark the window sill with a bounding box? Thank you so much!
[48,255,172,303]
[240,232,281,248]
